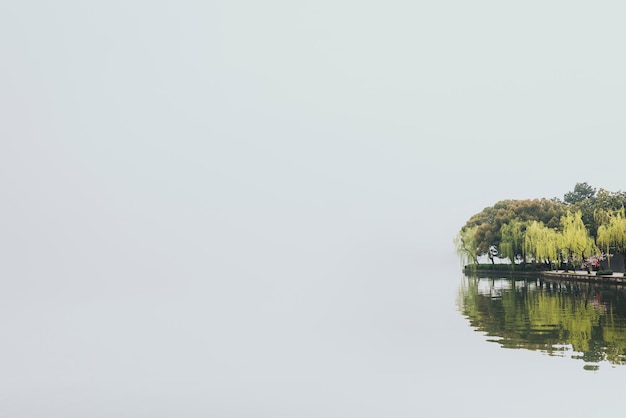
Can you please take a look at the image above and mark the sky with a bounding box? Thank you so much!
[2,1,626,416]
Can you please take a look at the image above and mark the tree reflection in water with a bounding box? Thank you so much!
[458,276,626,369]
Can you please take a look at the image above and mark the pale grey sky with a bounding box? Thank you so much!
[3,1,625,244]
[2,1,626,416]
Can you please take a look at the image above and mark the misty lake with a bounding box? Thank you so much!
[5,249,626,418]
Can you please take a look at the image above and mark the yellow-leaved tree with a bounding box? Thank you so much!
[455,225,479,266]
[560,210,597,271]
[524,221,560,269]
[499,219,526,264]
[596,208,626,269]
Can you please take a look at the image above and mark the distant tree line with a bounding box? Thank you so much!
[455,183,626,271]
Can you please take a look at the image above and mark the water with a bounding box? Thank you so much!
[5,252,626,417]
[457,275,626,370]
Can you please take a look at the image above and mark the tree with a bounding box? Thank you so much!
[560,210,598,271]
[564,182,596,205]
[455,225,480,266]
[457,185,626,272]
[524,221,560,268]
[593,189,626,239]
[594,188,626,213]
[500,219,526,264]
[460,199,565,261]
[564,183,600,238]
[596,209,626,269]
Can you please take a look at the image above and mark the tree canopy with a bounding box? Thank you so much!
[456,183,626,269]
[564,182,596,204]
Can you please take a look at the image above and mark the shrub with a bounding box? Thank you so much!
[597,269,613,276]
[465,263,542,272]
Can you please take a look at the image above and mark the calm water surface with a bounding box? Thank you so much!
[458,275,626,370]
[5,255,626,417]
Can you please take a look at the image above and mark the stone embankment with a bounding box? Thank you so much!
[464,267,626,285]
[541,270,626,284]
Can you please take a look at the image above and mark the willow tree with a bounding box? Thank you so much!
[524,221,560,269]
[455,225,479,266]
[596,209,626,269]
[500,219,526,264]
[560,210,598,271]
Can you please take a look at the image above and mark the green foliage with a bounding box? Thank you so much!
[458,183,626,272]
[596,209,626,269]
[595,188,626,213]
[454,226,479,266]
[524,221,560,267]
[560,210,598,269]
[461,198,565,260]
[566,184,626,239]
[564,182,596,204]
[499,219,526,263]
[597,269,613,276]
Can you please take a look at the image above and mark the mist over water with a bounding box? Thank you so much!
[1,135,457,416]
[3,1,626,416]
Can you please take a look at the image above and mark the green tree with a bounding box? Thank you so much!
[564,182,596,204]
[560,210,598,271]
[455,225,480,266]
[596,209,626,269]
[594,188,626,213]
[457,184,626,271]
[564,182,600,237]
[461,199,565,261]
[524,221,560,268]
[500,219,526,264]
[593,189,626,239]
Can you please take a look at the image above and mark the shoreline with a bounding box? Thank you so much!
[464,267,626,285]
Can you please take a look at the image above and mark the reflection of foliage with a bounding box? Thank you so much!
[457,277,626,368]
